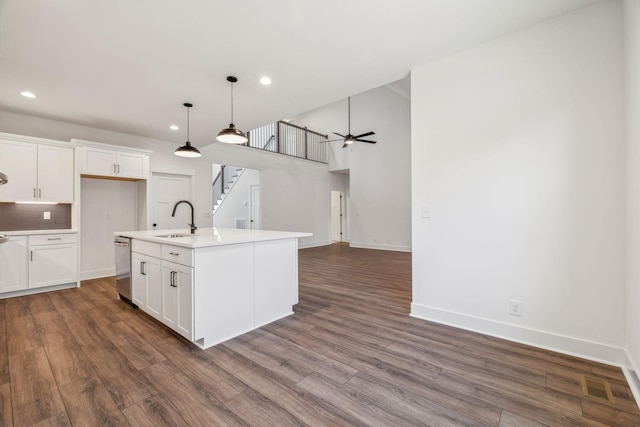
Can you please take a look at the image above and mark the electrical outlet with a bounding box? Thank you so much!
[421,205,431,219]
[509,300,523,317]
[43,212,50,220]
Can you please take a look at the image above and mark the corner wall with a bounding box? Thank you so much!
[411,1,627,364]
[624,0,640,400]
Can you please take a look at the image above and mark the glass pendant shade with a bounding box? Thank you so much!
[217,76,247,144]
[175,102,201,158]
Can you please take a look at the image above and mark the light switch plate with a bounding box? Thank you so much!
[43,212,51,220]
[421,205,431,219]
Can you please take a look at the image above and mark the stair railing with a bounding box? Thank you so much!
[212,165,225,208]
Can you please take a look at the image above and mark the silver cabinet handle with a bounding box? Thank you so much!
[169,252,179,256]
[47,237,62,241]
[140,261,146,275]
[170,271,178,287]
[117,164,120,174]
[33,188,37,199]
[30,251,33,261]
[113,164,117,174]
[38,188,42,199]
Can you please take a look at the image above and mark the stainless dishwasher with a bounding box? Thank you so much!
[114,236,136,307]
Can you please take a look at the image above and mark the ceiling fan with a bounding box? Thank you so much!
[321,97,376,148]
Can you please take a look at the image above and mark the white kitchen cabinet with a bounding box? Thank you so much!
[161,261,193,340]
[78,146,149,180]
[131,252,162,320]
[28,233,78,289]
[131,240,193,339]
[0,139,73,203]
[0,236,28,293]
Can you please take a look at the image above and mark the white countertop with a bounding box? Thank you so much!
[115,227,312,249]
[0,229,78,236]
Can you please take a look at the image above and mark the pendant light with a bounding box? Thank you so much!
[216,76,248,144]
[175,102,201,157]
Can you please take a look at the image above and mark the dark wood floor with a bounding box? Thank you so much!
[1,243,639,426]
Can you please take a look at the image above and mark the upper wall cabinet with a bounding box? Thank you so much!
[74,140,151,180]
[0,135,74,203]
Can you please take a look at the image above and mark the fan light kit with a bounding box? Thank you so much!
[321,97,376,148]
[175,103,202,158]
[217,76,248,144]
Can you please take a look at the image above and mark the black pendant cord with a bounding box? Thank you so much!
[348,97,351,135]
[187,105,190,143]
[230,82,234,124]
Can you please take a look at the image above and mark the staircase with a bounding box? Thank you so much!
[212,165,244,214]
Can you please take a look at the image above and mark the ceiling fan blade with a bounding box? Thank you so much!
[333,132,346,138]
[319,138,343,143]
[354,131,375,139]
[355,139,377,144]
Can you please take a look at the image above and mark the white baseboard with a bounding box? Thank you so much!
[349,241,412,252]
[81,267,115,281]
[624,352,640,410]
[410,303,630,368]
[299,240,332,249]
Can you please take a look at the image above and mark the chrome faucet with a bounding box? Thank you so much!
[172,200,197,234]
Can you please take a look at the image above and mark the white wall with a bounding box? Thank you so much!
[212,168,260,228]
[625,0,640,397]
[296,84,412,251]
[411,1,627,364]
[80,178,138,279]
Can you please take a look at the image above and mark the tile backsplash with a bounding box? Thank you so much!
[0,203,72,231]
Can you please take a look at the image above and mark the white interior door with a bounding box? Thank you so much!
[151,173,193,231]
[331,190,343,242]
[250,185,261,230]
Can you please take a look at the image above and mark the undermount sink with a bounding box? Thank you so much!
[0,234,8,244]
[155,234,195,238]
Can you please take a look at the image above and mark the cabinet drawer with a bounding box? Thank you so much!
[162,245,193,267]
[29,233,77,245]
[132,239,162,258]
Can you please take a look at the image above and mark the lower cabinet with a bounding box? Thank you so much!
[131,243,193,340]
[0,233,78,297]
[161,261,193,340]
[131,252,162,320]
[29,237,77,289]
[0,236,28,293]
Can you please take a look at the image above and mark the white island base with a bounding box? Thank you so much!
[117,228,311,349]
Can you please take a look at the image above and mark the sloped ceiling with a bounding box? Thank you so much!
[0,0,598,147]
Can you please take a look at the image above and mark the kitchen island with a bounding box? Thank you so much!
[116,227,312,349]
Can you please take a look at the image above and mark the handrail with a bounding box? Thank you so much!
[276,120,327,138]
[263,135,275,150]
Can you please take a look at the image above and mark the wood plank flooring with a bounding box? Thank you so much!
[1,242,639,426]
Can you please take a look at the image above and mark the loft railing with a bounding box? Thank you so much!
[246,121,328,164]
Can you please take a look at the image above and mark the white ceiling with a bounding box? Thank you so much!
[0,0,598,148]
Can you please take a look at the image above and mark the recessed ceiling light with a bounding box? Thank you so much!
[21,91,36,98]
[259,76,272,86]
[170,125,179,130]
